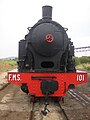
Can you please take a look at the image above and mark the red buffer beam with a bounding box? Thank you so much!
[7,72,88,97]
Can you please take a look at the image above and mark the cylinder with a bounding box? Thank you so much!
[42,6,52,19]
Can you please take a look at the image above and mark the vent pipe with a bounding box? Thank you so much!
[42,6,52,19]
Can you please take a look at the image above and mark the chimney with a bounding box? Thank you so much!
[42,6,52,19]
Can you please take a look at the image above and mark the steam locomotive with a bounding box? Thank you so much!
[8,5,87,115]
[18,5,76,93]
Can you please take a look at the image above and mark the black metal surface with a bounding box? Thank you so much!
[21,84,29,93]
[31,22,64,57]
[42,6,52,19]
[40,80,58,95]
[32,76,56,80]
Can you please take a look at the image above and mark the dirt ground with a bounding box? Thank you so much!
[61,93,90,120]
[0,84,30,120]
[0,72,7,83]
[0,72,8,90]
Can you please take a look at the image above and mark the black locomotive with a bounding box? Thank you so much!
[18,6,76,73]
[8,6,88,115]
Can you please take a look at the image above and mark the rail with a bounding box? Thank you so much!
[68,89,90,105]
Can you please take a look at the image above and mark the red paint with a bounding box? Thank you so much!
[45,34,54,43]
[8,72,88,97]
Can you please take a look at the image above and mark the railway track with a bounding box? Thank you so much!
[0,84,69,120]
[29,97,69,120]
[58,101,69,120]
[68,89,90,105]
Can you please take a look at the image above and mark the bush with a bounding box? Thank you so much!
[74,56,90,65]
[74,56,90,71]
[74,57,80,65]
[86,66,90,70]
[79,56,90,64]
[82,64,90,71]
[0,60,17,72]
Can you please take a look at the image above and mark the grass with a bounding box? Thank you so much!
[76,63,90,71]
[0,60,17,72]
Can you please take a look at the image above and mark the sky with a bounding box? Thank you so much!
[0,0,90,58]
